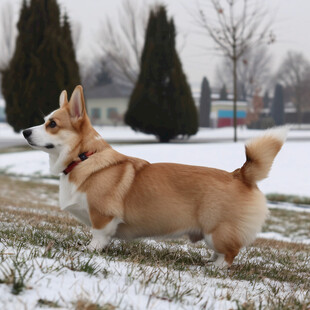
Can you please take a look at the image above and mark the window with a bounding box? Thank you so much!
[107,107,118,120]
[91,108,101,120]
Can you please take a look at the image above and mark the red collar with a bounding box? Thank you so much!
[63,151,94,175]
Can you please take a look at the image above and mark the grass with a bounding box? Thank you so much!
[74,300,116,310]
[267,193,310,206]
[0,175,309,309]
[37,299,60,308]
[0,145,32,154]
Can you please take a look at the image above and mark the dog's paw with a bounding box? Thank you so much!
[213,255,230,269]
[85,240,107,252]
[206,252,219,263]
[206,253,230,269]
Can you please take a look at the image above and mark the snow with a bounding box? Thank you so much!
[0,122,21,137]
[2,123,310,143]
[1,124,309,309]
[0,125,309,196]
[0,244,306,310]
[258,231,310,244]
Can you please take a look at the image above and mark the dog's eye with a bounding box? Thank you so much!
[49,120,57,128]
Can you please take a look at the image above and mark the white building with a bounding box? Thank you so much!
[0,98,6,122]
[85,83,132,126]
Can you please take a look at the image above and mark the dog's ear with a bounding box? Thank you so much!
[69,85,85,119]
[59,90,68,107]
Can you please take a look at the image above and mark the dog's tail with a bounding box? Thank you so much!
[239,127,288,186]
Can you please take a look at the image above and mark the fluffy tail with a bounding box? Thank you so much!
[239,127,288,185]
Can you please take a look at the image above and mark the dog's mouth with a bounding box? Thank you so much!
[45,143,55,149]
[27,140,55,149]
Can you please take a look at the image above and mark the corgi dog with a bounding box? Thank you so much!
[23,85,287,267]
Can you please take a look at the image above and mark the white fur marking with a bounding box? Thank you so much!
[44,111,55,122]
[246,126,288,147]
[87,218,122,251]
[213,254,228,268]
[208,252,219,263]
[59,175,91,226]
[95,135,103,141]
[204,234,215,250]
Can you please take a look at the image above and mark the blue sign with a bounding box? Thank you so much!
[218,110,246,118]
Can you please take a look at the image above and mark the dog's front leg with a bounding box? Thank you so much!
[87,207,121,252]
[87,222,117,252]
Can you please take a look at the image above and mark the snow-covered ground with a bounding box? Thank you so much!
[1,123,309,309]
[0,124,309,197]
[2,122,310,143]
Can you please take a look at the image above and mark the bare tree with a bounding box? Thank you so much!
[98,0,188,87]
[195,0,274,141]
[0,2,16,71]
[71,20,82,52]
[277,51,310,124]
[99,0,148,86]
[216,45,272,100]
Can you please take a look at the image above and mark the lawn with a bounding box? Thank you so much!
[0,175,309,309]
[0,126,309,309]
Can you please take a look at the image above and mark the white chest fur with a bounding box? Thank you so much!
[59,174,92,226]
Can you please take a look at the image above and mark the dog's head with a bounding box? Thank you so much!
[22,85,90,156]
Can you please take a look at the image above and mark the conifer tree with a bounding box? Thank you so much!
[220,84,228,100]
[125,6,198,142]
[2,0,80,132]
[263,90,270,109]
[199,77,211,127]
[61,12,80,91]
[271,84,284,125]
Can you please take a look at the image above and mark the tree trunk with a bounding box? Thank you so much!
[159,135,171,143]
[233,56,237,142]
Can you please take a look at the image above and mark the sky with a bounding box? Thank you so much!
[1,0,310,89]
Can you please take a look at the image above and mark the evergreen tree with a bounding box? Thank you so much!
[199,77,211,127]
[219,84,228,100]
[125,6,198,142]
[61,12,80,92]
[263,90,270,109]
[271,84,284,125]
[2,0,80,132]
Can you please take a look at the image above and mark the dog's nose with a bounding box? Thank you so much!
[22,129,32,139]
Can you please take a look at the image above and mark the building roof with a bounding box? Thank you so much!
[85,83,133,99]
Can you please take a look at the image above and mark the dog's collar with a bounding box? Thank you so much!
[63,152,94,175]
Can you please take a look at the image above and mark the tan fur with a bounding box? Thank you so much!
[27,86,286,267]
[240,135,284,185]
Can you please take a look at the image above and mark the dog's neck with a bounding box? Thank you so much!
[48,133,110,176]
[49,146,72,175]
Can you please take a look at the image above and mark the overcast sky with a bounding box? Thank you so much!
[2,0,310,89]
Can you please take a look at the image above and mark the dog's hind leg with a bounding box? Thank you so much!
[204,234,220,264]
[207,252,219,263]
[204,225,241,268]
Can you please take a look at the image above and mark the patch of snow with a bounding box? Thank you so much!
[268,203,310,213]
[0,247,306,310]
[0,138,309,197]
[258,232,310,245]
[1,123,310,142]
